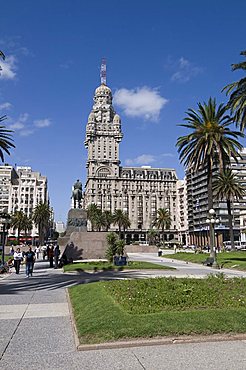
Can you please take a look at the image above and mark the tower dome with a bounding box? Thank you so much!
[95,84,112,96]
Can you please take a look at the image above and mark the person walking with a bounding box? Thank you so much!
[13,247,23,274]
[35,246,40,260]
[25,247,36,277]
[54,245,60,269]
[48,246,54,268]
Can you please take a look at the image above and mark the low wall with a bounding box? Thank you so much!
[125,245,158,253]
[60,231,108,260]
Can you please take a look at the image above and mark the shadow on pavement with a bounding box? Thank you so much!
[0,263,155,295]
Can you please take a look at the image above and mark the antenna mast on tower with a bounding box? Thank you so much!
[100,58,106,85]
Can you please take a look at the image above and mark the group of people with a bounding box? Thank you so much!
[11,244,61,277]
[44,245,61,268]
[12,247,36,277]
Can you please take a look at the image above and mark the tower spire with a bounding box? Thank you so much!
[100,58,106,85]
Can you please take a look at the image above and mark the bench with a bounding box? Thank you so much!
[202,257,214,266]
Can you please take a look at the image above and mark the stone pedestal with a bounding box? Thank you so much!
[66,209,87,235]
[58,208,107,260]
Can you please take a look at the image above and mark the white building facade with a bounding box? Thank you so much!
[0,165,48,241]
[84,82,180,242]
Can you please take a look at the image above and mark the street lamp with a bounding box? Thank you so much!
[0,210,11,266]
[206,209,220,267]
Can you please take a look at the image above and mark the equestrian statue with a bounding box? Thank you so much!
[71,179,83,209]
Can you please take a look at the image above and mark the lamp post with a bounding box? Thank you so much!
[0,210,11,266]
[206,209,220,267]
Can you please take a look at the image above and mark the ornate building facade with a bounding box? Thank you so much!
[84,80,180,241]
[0,165,48,242]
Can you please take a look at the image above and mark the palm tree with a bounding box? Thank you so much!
[113,209,130,239]
[93,209,105,231]
[223,50,246,132]
[105,232,118,262]
[0,51,15,161]
[122,212,131,241]
[11,211,26,243]
[87,204,102,231]
[153,208,171,246]
[147,228,159,246]
[22,214,33,240]
[102,210,113,231]
[0,116,15,162]
[213,169,245,251]
[176,98,243,212]
[0,50,5,60]
[32,202,51,246]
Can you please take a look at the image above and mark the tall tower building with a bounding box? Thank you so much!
[84,83,123,182]
[84,63,179,242]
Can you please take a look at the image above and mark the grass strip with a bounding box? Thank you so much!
[164,251,246,270]
[69,276,246,344]
[64,260,175,272]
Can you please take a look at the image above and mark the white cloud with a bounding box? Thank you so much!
[33,118,52,128]
[171,57,203,83]
[114,86,168,121]
[9,122,25,130]
[9,113,29,131]
[8,113,52,137]
[59,60,73,69]
[0,102,12,111]
[125,153,174,166]
[19,129,34,137]
[125,154,156,166]
[0,55,17,80]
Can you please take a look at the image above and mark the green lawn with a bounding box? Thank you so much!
[164,251,246,270]
[64,260,175,272]
[69,276,246,344]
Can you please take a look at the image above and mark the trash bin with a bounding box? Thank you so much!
[158,250,162,257]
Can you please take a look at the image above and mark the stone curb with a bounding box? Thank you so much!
[65,288,80,348]
[77,333,246,351]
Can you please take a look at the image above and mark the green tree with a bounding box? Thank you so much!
[0,116,15,162]
[32,202,51,246]
[11,211,26,243]
[176,98,243,212]
[147,228,159,246]
[0,50,5,60]
[102,210,113,231]
[153,208,171,246]
[105,232,118,262]
[213,169,245,251]
[22,214,33,239]
[0,51,15,162]
[122,212,131,241]
[87,204,100,231]
[93,209,105,231]
[223,50,246,132]
[113,209,130,239]
[116,239,125,256]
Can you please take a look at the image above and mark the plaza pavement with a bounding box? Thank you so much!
[0,256,245,370]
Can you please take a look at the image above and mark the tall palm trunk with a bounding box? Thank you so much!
[118,224,122,239]
[207,160,215,259]
[227,199,235,251]
[17,228,20,244]
[39,222,44,246]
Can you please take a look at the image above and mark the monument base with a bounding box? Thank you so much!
[58,208,108,260]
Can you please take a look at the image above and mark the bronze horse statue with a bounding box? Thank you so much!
[71,180,83,208]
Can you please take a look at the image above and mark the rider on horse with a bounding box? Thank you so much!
[72,179,83,208]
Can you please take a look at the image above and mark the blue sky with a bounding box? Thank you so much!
[0,0,245,222]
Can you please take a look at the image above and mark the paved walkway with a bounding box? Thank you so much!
[0,259,246,369]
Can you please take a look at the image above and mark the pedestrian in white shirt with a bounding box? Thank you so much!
[13,247,23,274]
